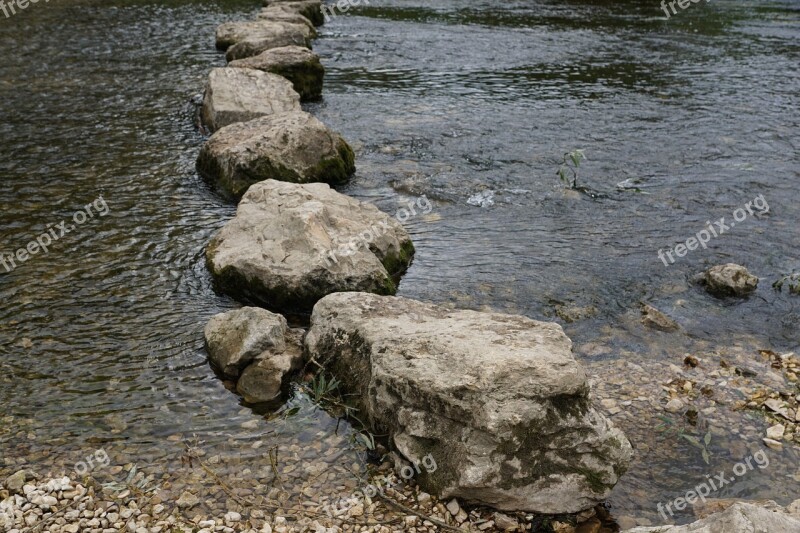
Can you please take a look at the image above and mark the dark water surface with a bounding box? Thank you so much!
[1,0,798,526]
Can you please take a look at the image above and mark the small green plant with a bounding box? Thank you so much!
[773,272,800,295]
[308,372,341,403]
[557,149,586,190]
[656,415,712,464]
[681,430,713,464]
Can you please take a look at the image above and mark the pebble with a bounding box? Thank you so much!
[665,398,684,413]
[446,499,460,516]
[767,424,786,440]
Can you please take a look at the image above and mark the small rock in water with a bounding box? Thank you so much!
[766,424,785,440]
[699,263,758,298]
[641,303,680,332]
[176,490,200,509]
[600,399,618,410]
[665,398,684,413]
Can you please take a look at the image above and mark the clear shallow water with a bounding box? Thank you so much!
[1,0,799,526]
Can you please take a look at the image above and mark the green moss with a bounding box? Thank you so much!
[574,467,615,494]
[380,239,415,279]
[490,391,623,494]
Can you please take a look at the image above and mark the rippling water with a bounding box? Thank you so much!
[1,0,798,526]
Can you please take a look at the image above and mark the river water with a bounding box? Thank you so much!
[1,0,798,527]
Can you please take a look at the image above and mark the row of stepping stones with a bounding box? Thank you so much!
[194,1,634,515]
[199,0,412,312]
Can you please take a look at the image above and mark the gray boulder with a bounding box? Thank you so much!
[256,6,315,30]
[204,307,305,403]
[700,263,758,298]
[215,20,314,50]
[204,307,288,378]
[228,46,324,102]
[215,20,314,62]
[196,111,355,199]
[206,181,414,313]
[305,292,633,513]
[201,68,300,132]
[623,502,800,532]
[237,328,305,403]
[263,0,325,27]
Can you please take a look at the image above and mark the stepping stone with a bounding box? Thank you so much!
[228,46,324,102]
[262,0,325,27]
[206,180,414,313]
[256,7,315,30]
[306,292,634,513]
[201,67,300,132]
[216,20,315,50]
[215,20,314,61]
[197,110,355,198]
[204,307,304,403]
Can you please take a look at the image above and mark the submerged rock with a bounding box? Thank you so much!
[623,501,800,532]
[699,263,759,298]
[206,181,414,313]
[305,292,633,513]
[204,307,304,403]
[229,46,324,102]
[201,68,300,132]
[196,111,355,199]
[641,303,679,332]
[263,0,325,27]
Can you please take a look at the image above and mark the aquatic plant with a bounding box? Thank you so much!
[656,415,713,464]
[303,371,380,453]
[557,149,586,190]
[773,272,800,295]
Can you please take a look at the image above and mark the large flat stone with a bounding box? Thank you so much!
[201,68,300,132]
[206,181,414,313]
[305,292,634,513]
[197,111,355,199]
[228,46,324,102]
